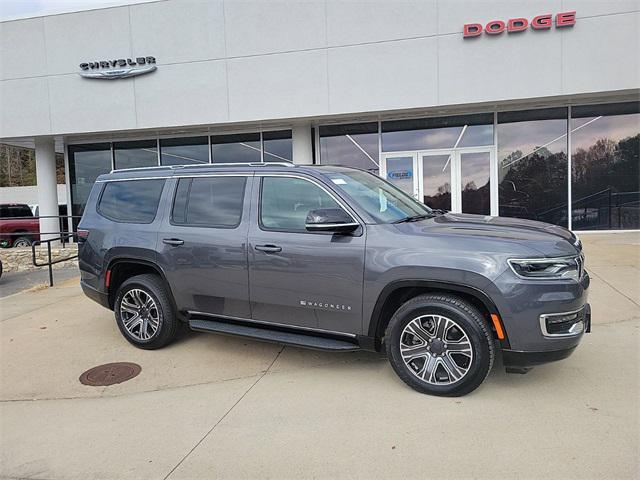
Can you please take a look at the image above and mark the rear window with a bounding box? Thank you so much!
[98,179,165,223]
[172,177,246,228]
[0,205,33,218]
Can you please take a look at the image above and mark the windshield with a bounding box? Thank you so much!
[325,169,433,223]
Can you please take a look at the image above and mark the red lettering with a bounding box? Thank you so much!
[465,12,576,38]
[507,18,529,32]
[463,23,483,37]
[531,14,552,29]
[485,20,506,34]
[556,11,576,27]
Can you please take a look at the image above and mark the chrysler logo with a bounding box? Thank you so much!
[79,56,157,80]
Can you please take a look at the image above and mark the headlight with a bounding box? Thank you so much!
[508,256,580,281]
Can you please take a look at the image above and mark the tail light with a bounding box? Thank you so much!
[77,229,90,243]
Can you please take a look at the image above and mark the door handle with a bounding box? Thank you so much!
[254,244,282,253]
[162,238,184,246]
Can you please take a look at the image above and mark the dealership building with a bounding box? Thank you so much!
[1,0,638,237]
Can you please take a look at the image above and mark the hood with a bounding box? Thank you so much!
[394,213,581,257]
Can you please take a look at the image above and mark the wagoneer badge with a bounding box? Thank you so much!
[79,56,157,79]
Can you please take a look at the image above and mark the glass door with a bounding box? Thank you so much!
[418,148,497,215]
[419,152,453,211]
[380,153,419,199]
[382,148,497,215]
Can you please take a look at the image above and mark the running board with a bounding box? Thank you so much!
[189,318,360,351]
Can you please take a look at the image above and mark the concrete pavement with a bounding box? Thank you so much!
[0,265,80,298]
[0,233,638,479]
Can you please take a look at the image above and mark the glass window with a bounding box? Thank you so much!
[260,177,341,231]
[113,140,158,169]
[263,130,293,162]
[0,204,33,218]
[421,154,451,211]
[319,123,379,173]
[325,168,431,223]
[172,177,246,228]
[160,137,209,165]
[68,143,112,226]
[461,151,491,215]
[98,179,165,223]
[498,108,568,227]
[571,102,640,230]
[382,114,493,152]
[211,133,261,163]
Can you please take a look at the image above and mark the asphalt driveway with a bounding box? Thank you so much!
[1,233,638,479]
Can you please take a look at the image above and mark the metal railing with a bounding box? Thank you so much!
[0,213,81,286]
[31,232,78,287]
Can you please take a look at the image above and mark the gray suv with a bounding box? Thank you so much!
[78,163,590,396]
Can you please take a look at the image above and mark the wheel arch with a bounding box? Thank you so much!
[105,258,179,317]
[367,280,509,350]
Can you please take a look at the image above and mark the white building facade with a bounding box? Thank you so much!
[1,0,638,235]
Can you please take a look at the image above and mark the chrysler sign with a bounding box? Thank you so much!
[464,11,576,38]
[79,56,157,79]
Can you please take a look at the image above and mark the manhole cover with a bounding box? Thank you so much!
[79,362,141,386]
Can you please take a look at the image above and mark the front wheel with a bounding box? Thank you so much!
[114,274,179,350]
[385,294,494,397]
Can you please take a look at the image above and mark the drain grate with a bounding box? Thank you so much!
[79,362,141,386]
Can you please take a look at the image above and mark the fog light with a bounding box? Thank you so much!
[540,309,585,337]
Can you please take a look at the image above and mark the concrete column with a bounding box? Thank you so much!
[34,137,59,242]
[292,124,313,165]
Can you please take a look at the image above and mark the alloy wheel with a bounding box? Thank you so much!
[13,239,30,248]
[400,314,473,385]
[119,288,160,341]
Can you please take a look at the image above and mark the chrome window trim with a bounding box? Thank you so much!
[188,311,357,338]
[539,307,586,338]
[305,222,360,229]
[507,255,582,281]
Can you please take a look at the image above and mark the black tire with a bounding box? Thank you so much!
[114,274,179,350]
[12,236,32,248]
[385,294,494,397]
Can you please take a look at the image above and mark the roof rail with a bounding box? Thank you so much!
[110,161,294,174]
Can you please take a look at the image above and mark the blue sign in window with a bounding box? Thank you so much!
[388,170,413,180]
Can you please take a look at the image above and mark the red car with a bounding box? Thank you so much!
[0,203,40,248]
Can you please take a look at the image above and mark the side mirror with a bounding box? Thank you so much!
[305,208,359,233]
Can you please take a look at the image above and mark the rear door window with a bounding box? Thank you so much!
[98,179,165,223]
[171,176,246,228]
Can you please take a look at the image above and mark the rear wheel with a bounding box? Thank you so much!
[385,294,494,396]
[12,236,32,248]
[114,274,179,350]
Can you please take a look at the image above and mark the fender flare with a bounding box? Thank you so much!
[105,257,177,312]
[367,279,508,347]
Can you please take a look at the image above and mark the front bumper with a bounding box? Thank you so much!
[502,303,591,368]
[502,346,577,368]
[493,269,590,352]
